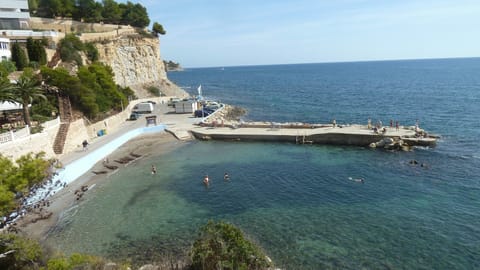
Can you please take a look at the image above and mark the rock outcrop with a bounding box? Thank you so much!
[95,35,187,98]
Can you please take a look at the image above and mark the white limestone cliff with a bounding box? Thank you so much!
[95,35,187,98]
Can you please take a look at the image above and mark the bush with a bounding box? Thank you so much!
[47,253,105,270]
[0,152,50,216]
[85,42,99,62]
[146,86,161,97]
[0,60,16,75]
[0,233,44,270]
[191,220,273,270]
[59,34,85,66]
[30,125,44,134]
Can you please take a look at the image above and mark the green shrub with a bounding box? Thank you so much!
[0,60,16,75]
[47,253,105,270]
[191,220,273,270]
[30,125,44,134]
[85,42,99,62]
[147,86,161,97]
[59,34,85,66]
[0,233,44,270]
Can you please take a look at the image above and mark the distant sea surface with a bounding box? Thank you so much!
[47,59,480,269]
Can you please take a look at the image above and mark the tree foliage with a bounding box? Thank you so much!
[119,1,150,28]
[0,80,15,103]
[47,253,105,270]
[41,63,129,119]
[34,0,151,28]
[191,220,273,270]
[11,68,47,126]
[0,153,50,217]
[11,43,28,71]
[59,34,84,66]
[0,61,17,78]
[84,42,99,62]
[152,22,166,36]
[0,233,44,270]
[26,38,48,66]
[59,35,99,64]
[40,66,98,118]
[101,0,122,24]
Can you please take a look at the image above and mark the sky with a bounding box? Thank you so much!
[130,0,480,68]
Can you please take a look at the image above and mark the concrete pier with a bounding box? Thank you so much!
[190,123,437,147]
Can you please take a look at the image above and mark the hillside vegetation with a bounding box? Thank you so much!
[29,0,165,30]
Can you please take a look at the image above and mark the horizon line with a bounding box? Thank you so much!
[178,56,480,70]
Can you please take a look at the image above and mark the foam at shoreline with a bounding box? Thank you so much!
[25,124,167,206]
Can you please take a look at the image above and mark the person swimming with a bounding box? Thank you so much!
[203,175,209,185]
[348,177,364,183]
[224,172,230,181]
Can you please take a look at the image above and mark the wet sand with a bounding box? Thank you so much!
[16,132,185,241]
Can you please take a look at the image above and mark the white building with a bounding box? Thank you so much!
[0,0,30,30]
[0,37,10,60]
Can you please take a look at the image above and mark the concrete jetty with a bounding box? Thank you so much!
[190,122,437,148]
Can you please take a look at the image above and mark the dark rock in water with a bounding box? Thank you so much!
[92,170,108,175]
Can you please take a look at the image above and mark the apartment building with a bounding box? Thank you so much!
[0,0,30,29]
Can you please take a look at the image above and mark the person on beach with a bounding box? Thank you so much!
[151,165,157,174]
[224,172,230,181]
[82,140,88,151]
[396,121,399,131]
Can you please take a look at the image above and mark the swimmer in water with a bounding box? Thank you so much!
[224,172,230,181]
[151,165,157,174]
[348,177,364,183]
[203,174,209,185]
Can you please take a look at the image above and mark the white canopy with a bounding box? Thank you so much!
[0,101,23,111]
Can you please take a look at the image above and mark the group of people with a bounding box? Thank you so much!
[368,118,403,133]
[203,172,230,185]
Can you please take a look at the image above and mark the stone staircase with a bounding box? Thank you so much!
[53,95,72,154]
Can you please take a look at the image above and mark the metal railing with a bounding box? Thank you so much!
[0,117,60,144]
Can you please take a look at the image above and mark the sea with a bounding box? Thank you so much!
[46,58,480,269]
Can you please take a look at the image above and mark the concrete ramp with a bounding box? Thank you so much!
[165,128,193,141]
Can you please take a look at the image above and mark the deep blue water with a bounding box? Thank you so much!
[48,59,480,269]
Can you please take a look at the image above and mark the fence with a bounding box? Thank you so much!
[0,117,60,145]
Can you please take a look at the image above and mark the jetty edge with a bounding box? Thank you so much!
[190,121,438,149]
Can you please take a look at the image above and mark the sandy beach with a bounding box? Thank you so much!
[16,132,185,241]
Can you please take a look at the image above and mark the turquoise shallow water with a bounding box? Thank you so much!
[47,59,480,269]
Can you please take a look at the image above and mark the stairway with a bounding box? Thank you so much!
[53,95,72,154]
[53,123,69,154]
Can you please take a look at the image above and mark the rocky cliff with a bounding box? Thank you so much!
[94,34,187,98]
